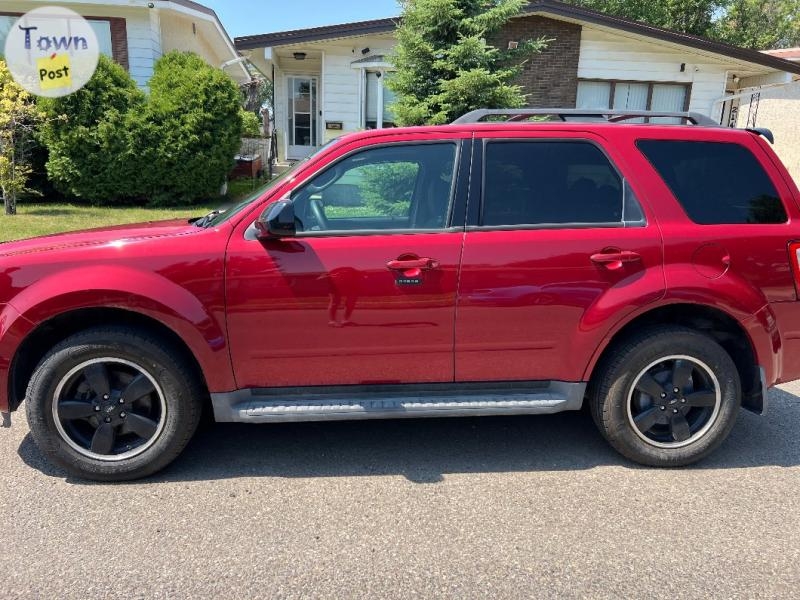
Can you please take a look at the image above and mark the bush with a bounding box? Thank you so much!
[38,52,245,206]
[131,52,244,205]
[37,55,146,204]
[361,162,418,217]
[241,111,262,137]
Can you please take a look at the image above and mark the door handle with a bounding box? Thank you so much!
[590,249,641,270]
[387,258,440,271]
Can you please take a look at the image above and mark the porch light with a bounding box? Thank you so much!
[293,52,307,61]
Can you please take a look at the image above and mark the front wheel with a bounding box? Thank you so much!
[26,327,203,481]
[590,326,741,467]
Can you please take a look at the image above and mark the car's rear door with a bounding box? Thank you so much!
[455,129,665,383]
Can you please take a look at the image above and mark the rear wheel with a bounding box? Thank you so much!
[26,327,203,481]
[591,326,741,466]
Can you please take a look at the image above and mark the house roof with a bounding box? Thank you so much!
[763,48,800,61]
[234,0,800,75]
[236,17,397,49]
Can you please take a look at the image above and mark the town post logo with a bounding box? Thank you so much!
[4,6,100,98]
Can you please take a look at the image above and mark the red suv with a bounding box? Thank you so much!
[2,109,800,481]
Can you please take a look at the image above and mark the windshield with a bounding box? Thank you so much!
[204,139,341,228]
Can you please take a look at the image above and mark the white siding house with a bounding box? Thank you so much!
[1,0,249,87]
[236,0,800,163]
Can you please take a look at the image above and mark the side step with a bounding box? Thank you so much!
[211,381,586,423]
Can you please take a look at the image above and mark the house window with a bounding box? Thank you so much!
[1,14,115,60]
[577,80,689,122]
[364,70,396,129]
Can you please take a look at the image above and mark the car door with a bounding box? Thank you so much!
[455,130,665,383]
[225,137,470,389]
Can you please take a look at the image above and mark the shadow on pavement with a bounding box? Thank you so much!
[18,388,800,484]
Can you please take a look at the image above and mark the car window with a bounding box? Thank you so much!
[291,143,457,233]
[482,141,627,226]
[205,139,342,228]
[636,140,786,225]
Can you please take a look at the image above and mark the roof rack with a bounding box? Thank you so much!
[452,109,720,127]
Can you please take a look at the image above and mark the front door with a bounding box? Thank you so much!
[287,76,319,160]
[225,138,468,389]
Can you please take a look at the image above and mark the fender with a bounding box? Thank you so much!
[580,292,779,386]
[0,303,34,413]
[4,264,236,395]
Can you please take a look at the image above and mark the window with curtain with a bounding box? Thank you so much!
[577,80,688,122]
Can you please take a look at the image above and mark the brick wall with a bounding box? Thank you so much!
[491,16,582,108]
[108,17,129,70]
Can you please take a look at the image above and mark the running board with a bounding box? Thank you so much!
[211,381,586,423]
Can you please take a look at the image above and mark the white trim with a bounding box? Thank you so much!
[320,50,326,143]
[285,73,321,160]
[710,80,798,114]
[376,72,385,130]
[359,68,366,129]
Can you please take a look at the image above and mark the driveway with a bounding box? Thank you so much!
[2,384,800,599]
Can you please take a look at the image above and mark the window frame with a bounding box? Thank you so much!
[0,12,128,69]
[287,140,468,238]
[577,79,692,119]
[471,137,646,231]
[361,68,397,130]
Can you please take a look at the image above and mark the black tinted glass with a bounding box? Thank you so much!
[483,141,624,226]
[637,140,786,224]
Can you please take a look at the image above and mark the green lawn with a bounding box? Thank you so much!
[0,203,216,243]
[0,176,273,243]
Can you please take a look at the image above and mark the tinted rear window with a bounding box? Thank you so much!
[636,140,786,224]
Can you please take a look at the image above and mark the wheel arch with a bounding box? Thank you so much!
[584,303,766,414]
[8,307,211,413]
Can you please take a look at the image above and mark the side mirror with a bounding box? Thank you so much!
[255,199,296,239]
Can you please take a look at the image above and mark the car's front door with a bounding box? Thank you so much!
[455,132,665,383]
[225,138,469,389]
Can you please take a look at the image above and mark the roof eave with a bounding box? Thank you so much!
[234,0,800,76]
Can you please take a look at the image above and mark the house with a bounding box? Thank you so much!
[235,0,800,166]
[0,0,249,86]
[731,49,800,184]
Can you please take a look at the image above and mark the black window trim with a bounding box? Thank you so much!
[284,139,466,238]
[469,137,647,232]
[635,137,789,226]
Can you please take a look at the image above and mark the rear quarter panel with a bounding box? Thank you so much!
[612,126,800,385]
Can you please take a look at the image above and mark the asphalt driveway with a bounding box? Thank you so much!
[2,384,800,599]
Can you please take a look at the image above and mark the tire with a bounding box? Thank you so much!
[590,326,741,467]
[26,326,203,481]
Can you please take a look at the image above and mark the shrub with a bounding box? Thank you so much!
[37,55,145,204]
[241,111,262,137]
[0,59,44,214]
[131,52,244,205]
[38,52,245,206]
[361,162,418,217]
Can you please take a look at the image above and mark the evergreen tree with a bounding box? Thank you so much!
[388,0,548,125]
